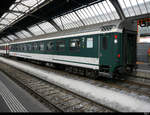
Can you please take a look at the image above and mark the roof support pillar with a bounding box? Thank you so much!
[109,0,126,20]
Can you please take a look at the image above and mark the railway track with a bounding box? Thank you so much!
[0,61,114,112]
[1,57,150,112]
[18,58,150,99]
[11,58,150,101]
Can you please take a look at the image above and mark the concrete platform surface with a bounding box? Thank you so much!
[0,71,50,112]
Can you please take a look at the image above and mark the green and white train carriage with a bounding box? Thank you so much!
[0,43,9,56]
[8,22,137,78]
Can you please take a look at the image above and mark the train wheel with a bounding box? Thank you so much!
[90,70,98,79]
[73,67,78,74]
[68,66,73,73]
[85,69,98,79]
[78,68,85,76]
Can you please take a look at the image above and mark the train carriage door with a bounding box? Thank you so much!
[100,34,113,66]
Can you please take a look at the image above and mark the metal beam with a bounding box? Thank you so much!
[109,0,126,20]
[36,24,46,34]
[5,36,13,41]
[25,28,35,36]
[11,34,20,40]
[8,10,25,14]
[7,31,20,40]
[27,14,62,31]
[127,13,150,21]
[14,33,23,39]
[74,11,85,26]
[0,24,8,26]
[0,0,53,33]
[49,20,62,31]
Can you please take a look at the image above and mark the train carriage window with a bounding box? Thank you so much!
[47,41,54,51]
[14,45,17,51]
[16,45,18,51]
[69,39,81,50]
[27,44,32,51]
[102,37,107,50]
[56,40,65,51]
[21,45,24,51]
[39,42,44,51]
[87,38,93,48]
[33,43,38,51]
[18,45,20,51]
[24,45,27,51]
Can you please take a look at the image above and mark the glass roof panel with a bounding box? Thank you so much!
[3,38,10,42]
[28,25,45,36]
[53,0,119,30]
[21,30,32,38]
[6,36,14,40]
[53,18,64,30]
[118,0,150,17]
[0,0,46,32]
[7,35,18,40]
[0,40,3,43]
[15,4,29,12]
[54,11,85,30]
[0,20,10,25]
[5,13,18,20]
[21,0,38,7]
[15,31,26,39]
[38,21,57,33]
[0,25,4,29]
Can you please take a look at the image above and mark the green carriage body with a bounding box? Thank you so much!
[9,31,136,77]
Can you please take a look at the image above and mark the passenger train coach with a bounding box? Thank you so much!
[0,43,9,56]
[0,24,137,78]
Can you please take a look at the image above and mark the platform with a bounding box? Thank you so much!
[0,71,50,112]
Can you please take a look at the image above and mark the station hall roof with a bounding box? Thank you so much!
[0,0,150,43]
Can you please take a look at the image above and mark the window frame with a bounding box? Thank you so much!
[69,38,81,51]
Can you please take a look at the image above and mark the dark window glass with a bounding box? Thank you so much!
[103,37,107,50]
[69,39,80,50]
[47,41,54,51]
[56,40,65,51]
